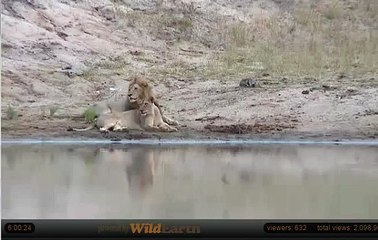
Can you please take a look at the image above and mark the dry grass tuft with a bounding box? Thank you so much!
[200,1,378,80]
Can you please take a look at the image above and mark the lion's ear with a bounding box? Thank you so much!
[141,81,148,87]
[129,77,135,84]
[137,99,144,105]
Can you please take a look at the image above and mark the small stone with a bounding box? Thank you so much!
[239,78,257,88]
[57,31,68,40]
[62,65,72,70]
[302,90,309,94]
[66,68,83,78]
[338,73,347,79]
[129,50,142,56]
[346,88,357,93]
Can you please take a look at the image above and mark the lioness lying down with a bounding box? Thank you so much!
[88,75,178,126]
[73,98,178,133]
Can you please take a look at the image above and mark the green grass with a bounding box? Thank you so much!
[6,105,17,120]
[83,108,97,123]
[49,106,59,117]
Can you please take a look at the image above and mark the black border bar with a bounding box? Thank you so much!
[2,220,378,238]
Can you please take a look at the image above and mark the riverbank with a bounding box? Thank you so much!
[1,0,377,140]
[2,79,378,141]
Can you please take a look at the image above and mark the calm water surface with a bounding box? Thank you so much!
[2,143,378,219]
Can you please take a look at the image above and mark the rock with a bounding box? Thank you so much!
[56,31,68,40]
[239,78,257,88]
[346,88,358,93]
[94,4,116,21]
[302,90,309,94]
[65,68,84,78]
[129,49,143,56]
[62,65,72,70]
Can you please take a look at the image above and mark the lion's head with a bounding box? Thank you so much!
[128,75,156,106]
[138,97,155,117]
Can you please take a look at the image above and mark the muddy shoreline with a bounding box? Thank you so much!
[2,118,377,142]
[2,82,378,142]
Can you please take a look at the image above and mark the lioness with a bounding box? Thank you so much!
[88,75,178,126]
[141,97,178,132]
[73,98,178,132]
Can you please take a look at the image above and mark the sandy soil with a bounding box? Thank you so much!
[1,0,378,141]
[2,80,378,141]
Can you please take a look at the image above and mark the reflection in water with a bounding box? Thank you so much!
[125,148,157,204]
[2,144,378,219]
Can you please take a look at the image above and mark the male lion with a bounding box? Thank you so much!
[73,98,178,132]
[87,75,178,126]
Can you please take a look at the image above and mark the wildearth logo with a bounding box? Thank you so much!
[129,223,201,235]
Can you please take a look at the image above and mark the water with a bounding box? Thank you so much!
[2,143,378,219]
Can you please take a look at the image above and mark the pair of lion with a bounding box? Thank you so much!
[73,76,178,133]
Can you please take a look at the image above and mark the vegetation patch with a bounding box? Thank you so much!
[49,106,59,117]
[200,4,378,80]
[6,105,17,120]
[83,108,97,124]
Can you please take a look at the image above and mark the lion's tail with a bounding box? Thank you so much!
[72,124,95,132]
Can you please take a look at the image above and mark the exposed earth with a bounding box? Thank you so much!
[1,0,377,141]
